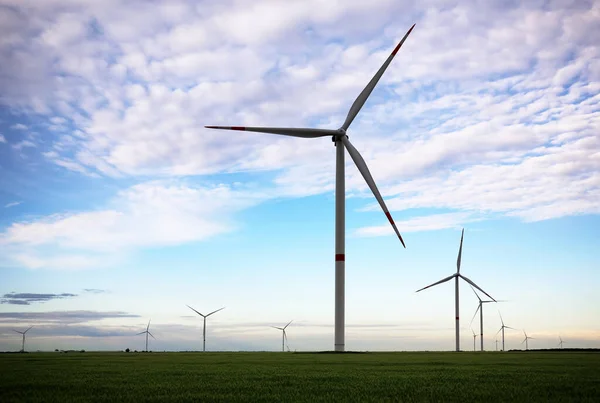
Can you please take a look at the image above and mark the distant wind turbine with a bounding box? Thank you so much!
[271,320,293,352]
[471,328,478,352]
[416,229,496,351]
[187,305,225,352]
[205,24,416,352]
[495,339,499,351]
[558,336,566,349]
[522,330,534,351]
[496,311,516,351]
[470,286,503,351]
[13,326,33,352]
[136,320,155,352]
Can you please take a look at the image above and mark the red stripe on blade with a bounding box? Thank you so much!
[231,126,246,131]
[385,211,394,224]
[391,24,415,55]
[335,254,345,261]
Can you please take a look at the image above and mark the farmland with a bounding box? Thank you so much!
[1,351,599,402]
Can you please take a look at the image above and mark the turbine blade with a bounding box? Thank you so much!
[186,305,206,318]
[470,285,482,302]
[204,126,336,139]
[469,304,481,327]
[459,275,496,302]
[340,24,416,131]
[505,326,516,330]
[13,330,23,334]
[206,307,226,317]
[457,229,464,273]
[416,274,455,292]
[271,326,283,330]
[341,136,405,247]
[24,326,33,334]
[495,328,502,336]
[136,331,146,335]
[499,311,505,326]
[148,332,156,339]
[283,320,293,330]
[147,319,151,331]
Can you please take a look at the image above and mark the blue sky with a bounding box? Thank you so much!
[0,0,599,352]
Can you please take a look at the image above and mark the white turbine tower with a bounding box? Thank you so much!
[205,24,415,352]
[470,286,502,351]
[495,339,499,351]
[187,305,225,352]
[416,229,496,351]
[136,320,155,352]
[271,320,293,352]
[522,330,534,351]
[471,328,478,352]
[13,326,33,352]
[558,336,566,349]
[496,311,516,351]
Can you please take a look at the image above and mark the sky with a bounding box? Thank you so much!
[0,0,599,352]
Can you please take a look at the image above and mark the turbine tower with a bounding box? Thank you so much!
[471,328,478,352]
[187,305,225,352]
[13,326,33,352]
[416,229,495,351]
[136,320,155,352]
[469,286,502,351]
[495,339,499,351]
[271,320,293,352]
[522,330,534,351]
[496,311,515,351]
[558,336,566,349]
[205,24,415,352]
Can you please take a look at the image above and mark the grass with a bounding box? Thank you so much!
[0,351,599,402]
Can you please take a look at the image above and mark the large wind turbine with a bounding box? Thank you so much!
[187,305,225,352]
[470,286,502,351]
[416,229,496,351]
[496,311,516,351]
[13,326,33,352]
[271,320,293,352]
[522,330,534,351]
[136,320,155,352]
[558,336,566,349]
[205,25,415,352]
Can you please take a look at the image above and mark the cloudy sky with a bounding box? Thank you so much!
[0,0,598,352]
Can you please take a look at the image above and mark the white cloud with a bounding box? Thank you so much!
[0,0,598,232]
[10,123,28,130]
[12,139,36,150]
[0,133,5,143]
[356,212,477,237]
[4,201,21,208]
[0,180,268,269]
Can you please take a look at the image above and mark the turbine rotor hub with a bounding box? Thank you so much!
[333,128,347,143]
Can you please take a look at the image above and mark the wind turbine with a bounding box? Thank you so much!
[522,330,534,351]
[13,326,33,352]
[495,339,499,351]
[496,311,516,351]
[205,24,415,352]
[271,320,293,352]
[470,286,502,351]
[187,305,225,352]
[471,328,478,352]
[136,320,155,352]
[416,229,496,351]
[558,336,566,349]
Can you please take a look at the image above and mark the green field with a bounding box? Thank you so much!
[1,351,599,402]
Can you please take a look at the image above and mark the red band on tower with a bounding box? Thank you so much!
[335,254,345,261]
